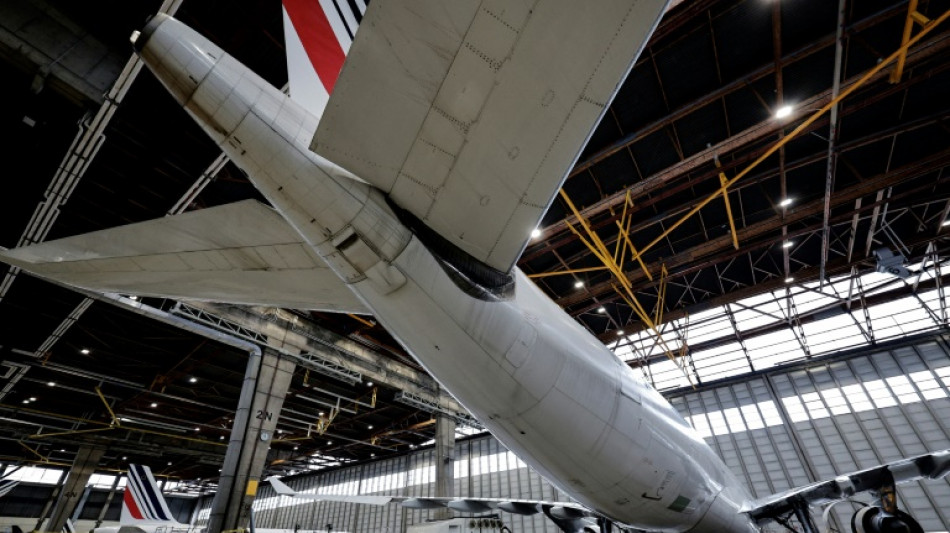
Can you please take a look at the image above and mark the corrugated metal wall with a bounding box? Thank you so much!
[212,334,950,532]
[669,334,950,531]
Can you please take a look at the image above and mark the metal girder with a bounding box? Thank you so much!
[527,28,950,261]
[557,147,950,312]
[393,392,483,430]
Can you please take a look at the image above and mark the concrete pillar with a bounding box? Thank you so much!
[206,347,294,533]
[43,446,105,533]
[433,414,456,520]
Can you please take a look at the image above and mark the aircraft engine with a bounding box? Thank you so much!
[850,506,923,533]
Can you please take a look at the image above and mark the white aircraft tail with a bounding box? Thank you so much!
[121,464,179,524]
[281,0,366,120]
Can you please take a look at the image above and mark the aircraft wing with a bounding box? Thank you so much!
[311,0,669,273]
[0,200,369,314]
[740,448,950,520]
[266,476,592,517]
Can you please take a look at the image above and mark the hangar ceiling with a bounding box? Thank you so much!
[0,0,948,491]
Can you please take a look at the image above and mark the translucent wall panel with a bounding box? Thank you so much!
[669,336,950,531]
[191,335,950,532]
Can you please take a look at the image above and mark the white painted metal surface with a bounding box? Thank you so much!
[312,0,669,273]
[0,200,368,313]
[3,4,949,532]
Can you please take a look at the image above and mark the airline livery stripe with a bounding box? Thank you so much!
[128,466,155,520]
[123,489,144,520]
[284,0,347,92]
[329,0,358,39]
[132,464,170,521]
[0,479,17,498]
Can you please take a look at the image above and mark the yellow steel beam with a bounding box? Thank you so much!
[19,441,48,462]
[95,386,119,427]
[614,192,653,281]
[627,8,950,265]
[891,0,931,83]
[28,427,115,440]
[4,403,222,447]
[613,193,631,264]
[559,190,693,386]
[527,266,610,279]
[616,217,652,281]
[348,313,376,328]
[655,264,669,325]
[714,157,740,250]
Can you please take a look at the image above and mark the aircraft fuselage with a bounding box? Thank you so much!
[135,14,760,532]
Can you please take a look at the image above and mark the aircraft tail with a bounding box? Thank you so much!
[121,464,179,524]
[281,0,366,120]
[0,479,18,499]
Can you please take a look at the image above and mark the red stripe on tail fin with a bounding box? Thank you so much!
[283,0,346,93]
[123,489,144,520]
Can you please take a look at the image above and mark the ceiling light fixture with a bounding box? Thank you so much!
[779,198,793,207]
[189,377,197,383]
[782,241,794,248]
[574,280,584,289]
[366,381,374,387]
[616,330,625,336]
[775,105,793,119]
[531,228,542,238]
[151,402,158,408]
[942,219,950,227]
[597,307,606,313]
[80,348,90,355]
[785,277,794,283]
[47,381,55,387]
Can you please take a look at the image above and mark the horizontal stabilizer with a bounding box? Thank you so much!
[0,200,368,314]
[741,448,950,519]
[313,0,670,273]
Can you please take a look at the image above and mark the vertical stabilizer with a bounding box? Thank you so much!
[281,0,366,119]
[0,479,18,498]
[121,465,177,524]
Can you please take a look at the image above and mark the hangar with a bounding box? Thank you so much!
[0,0,949,531]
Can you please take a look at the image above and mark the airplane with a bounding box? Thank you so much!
[0,479,18,499]
[2,1,949,532]
[91,464,337,533]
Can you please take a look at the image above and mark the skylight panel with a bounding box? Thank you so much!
[912,369,948,400]
[863,379,898,408]
[885,375,921,404]
[745,329,806,370]
[649,358,695,391]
